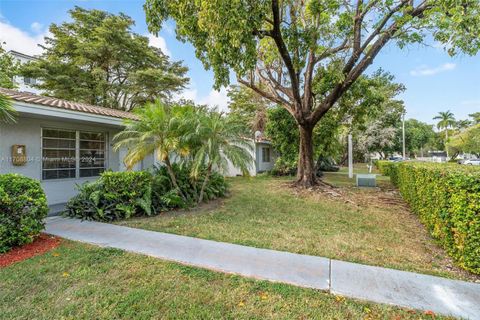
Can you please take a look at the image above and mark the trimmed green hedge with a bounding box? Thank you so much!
[379,161,480,274]
[0,174,48,253]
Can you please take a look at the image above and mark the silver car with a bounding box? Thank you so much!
[463,159,480,166]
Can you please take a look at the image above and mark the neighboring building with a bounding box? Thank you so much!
[0,88,154,209]
[225,138,277,177]
[8,50,41,94]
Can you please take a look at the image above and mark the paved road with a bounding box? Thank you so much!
[46,217,480,319]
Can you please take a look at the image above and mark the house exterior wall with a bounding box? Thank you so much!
[255,142,276,173]
[224,141,277,177]
[0,115,125,205]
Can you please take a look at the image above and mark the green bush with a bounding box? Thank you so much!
[385,162,480,274]
[64,171,152,221]
[376,160,400,185]
[0,174,48,253]
[64,165,228,221]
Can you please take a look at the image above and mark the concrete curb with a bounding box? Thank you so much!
[45,217,480,319]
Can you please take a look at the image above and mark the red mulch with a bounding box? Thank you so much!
[0,234,61,268]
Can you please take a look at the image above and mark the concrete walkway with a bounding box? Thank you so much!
[45,217,480,320]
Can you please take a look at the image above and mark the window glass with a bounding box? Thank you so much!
[262,147,271,163]
[42,129,107,180]
[79,131,106,178]
[42,129,76,180]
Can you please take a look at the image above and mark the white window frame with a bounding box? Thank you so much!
[41,127,108,181]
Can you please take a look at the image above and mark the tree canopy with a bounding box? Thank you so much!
[448,124,480,157]
[22,7,189,111]
[0,43,20,89]
[145,0,480,187]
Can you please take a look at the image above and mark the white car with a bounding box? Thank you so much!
[463,159,480,166]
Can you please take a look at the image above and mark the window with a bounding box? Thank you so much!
[23,77,36,85]
[262,147,271,163]
[42,128,106,180]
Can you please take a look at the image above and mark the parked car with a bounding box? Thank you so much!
[388,156,404,162]
[463,159,480,166]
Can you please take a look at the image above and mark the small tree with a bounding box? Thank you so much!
[433,110,456,156]
[113,101,193,199]
[448,124,480,157]
[145,0,480,187]
[191,110,253,203]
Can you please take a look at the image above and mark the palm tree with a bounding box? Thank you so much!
[113,100,193,200]
[191,110,253,203]
[0,94,17,123]
[433,110,455,156]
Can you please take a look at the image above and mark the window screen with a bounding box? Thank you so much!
[42,129,76,180]
[42,129,107,180]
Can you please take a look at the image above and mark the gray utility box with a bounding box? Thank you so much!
[356,174,377,187]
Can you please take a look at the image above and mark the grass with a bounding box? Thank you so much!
[118,169,476,281]
[0,240,453,319]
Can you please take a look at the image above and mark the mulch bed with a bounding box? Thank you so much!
[0,234,61,268]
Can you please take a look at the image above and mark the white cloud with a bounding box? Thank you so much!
[175,85,230,112]
[0,21,46,55]
[199,87,229,112]
[146,34,170,56]
[30,22,44,34]
[410,63,456,77]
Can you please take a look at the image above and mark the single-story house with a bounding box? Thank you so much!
[0,88,154,210]
[0,88,277,209]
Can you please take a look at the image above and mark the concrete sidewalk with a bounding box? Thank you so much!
[45,217,480,320]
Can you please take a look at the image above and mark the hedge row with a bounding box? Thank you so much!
[378,161,480,274]
[0,174,48,253]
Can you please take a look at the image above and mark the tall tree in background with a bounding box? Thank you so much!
[448,124,480,157]
[227,85,272,133]
[469,112,480,124]
[0,43,20,89]
[400,119,435,157]
[433,110,456,156]
[145,0,480,187]
[22,7,189,111]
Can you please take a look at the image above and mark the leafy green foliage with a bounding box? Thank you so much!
[64,166,228,222]
[64,171,153,221]
[0,94,17,123]
[448,124,480,157]
[0,174,48,253]
[397,119,436,156]
[378,161,480,274]
[21,7,188,111]
[227,84,271,133]
[0,43,20,89]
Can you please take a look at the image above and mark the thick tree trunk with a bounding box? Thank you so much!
[296,124,317,187]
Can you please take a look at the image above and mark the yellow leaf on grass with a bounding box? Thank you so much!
[52,252,60,257]
[62,272,70,277]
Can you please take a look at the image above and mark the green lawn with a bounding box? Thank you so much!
[0,241,452,319]
[118,172,476,281]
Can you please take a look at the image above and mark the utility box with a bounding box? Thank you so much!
[356,174,377,187]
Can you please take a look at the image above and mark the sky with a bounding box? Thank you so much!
[1,0,479,125]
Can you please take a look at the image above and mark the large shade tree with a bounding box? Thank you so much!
[145,0,480,187]
[22,7,189,111]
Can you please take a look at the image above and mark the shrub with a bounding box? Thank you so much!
[0,174,48,253]
[385,162,480,274]
[270,158,297,176]
[64,165,228,221]
[64,171,153,221]
[151,164,228,212]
